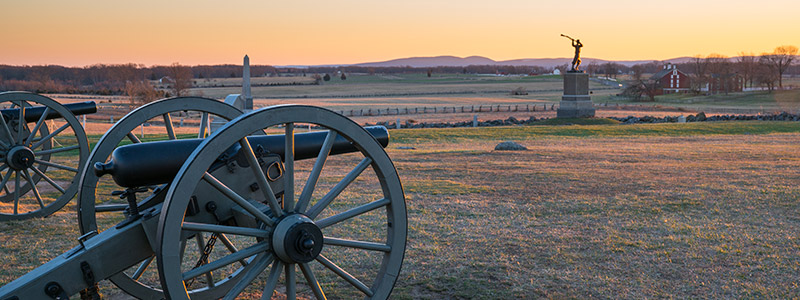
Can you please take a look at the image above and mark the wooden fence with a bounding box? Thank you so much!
[336,104,557,117]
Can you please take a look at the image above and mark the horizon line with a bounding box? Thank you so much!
[0,55,707,69]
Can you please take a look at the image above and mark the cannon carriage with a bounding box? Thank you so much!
[0,96,407,299]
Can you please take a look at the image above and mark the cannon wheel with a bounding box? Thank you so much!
[0,92,89,221]
[76,97,243,299]
[157,105,407,299]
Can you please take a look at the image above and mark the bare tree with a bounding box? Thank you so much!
[125,80,162,106]
[755,57,779,92]
[167,63,192,97]
[602,63,619,79]
[622,79,659,102]
[689,55,709,93]
[760,45,798,88]
[631,64,645,81]
[704,54,734,94]
[584,62,599,76]
[736,52,758,88]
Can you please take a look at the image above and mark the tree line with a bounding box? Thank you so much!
[620,45,798,101]
[1,45,796,103]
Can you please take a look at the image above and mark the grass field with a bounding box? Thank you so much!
[191,73,611,100]
[595,88,800,114]
[1,121,798,298]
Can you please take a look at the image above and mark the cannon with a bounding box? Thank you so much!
[0,91,95,221]
[1,97,406,299]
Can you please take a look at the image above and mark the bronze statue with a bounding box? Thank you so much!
[561,34,583,71]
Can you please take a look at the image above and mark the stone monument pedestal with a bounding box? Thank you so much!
[557,71,595,118]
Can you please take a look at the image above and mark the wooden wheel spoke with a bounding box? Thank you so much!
[284,123,295,211]
[35,145,80,156]
[198,112,209,138]
[25,107,49,146]
[306,157,372,219]
[316,254,374,297]
[300,262,327,300]
[238,138,283,217]
[31,123,69,150]
[260,260,283,300]
[29,166,65,194]
[0,168,13,195]
[297,130,337,213]
[22,169,45,209]
[34,159,78,173]
[0,111,14,148]
[16,102,26,145]
[193,233,215,287]
[183,242,268,281]
[163,113,176,140]
[286,263,296,300]
[126,132,141,144]
[221,254,272,300]
[202,172,275,226]
[182,221,269,238]
[132,255,155,280]
[324,237,391,252]
[218,233,248,267]
[316,198,390,229]
[13,170,20,214]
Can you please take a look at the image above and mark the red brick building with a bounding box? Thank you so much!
[707,73,744,94]
[650,63,690,94]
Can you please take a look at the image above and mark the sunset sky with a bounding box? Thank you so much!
[2,0,799,67]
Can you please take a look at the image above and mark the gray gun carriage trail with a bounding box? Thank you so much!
[0,94,407,300]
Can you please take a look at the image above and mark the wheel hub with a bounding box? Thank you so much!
[272,214,323,263]
[7,146,35,170]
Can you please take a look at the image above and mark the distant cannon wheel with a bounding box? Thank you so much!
[76,97,243,299]
[157,105,407,299]
[0,92,89,221]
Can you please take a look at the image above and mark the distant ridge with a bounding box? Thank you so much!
[351,56,695,69]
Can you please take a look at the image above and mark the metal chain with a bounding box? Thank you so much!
[184,232,219,288]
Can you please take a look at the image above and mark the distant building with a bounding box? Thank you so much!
[650,63,690,94]
[158,76,174,84]
[707,73,744,94]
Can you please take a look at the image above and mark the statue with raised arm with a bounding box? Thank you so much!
[561,34,583,72]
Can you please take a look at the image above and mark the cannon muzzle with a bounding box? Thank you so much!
[1,101,97,123]
[94,126,389,188]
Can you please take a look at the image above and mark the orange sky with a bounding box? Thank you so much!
[1,0,798,67]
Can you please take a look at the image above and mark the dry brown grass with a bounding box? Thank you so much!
[387,128,800,298]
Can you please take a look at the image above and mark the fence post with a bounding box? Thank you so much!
[473,115,478,127]
[396,119,401,129]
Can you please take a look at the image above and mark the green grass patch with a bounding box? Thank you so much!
[598,89,800,111]
[532,117,621,126]
[390,121,800,143]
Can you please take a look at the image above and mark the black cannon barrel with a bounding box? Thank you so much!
[94,126,389,188]
[1,101,97,123]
